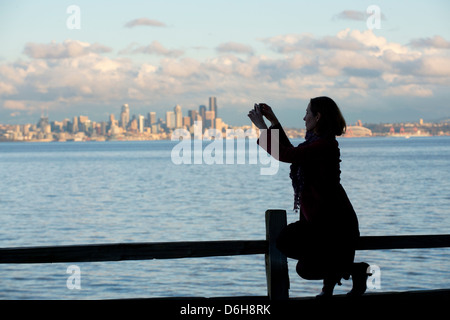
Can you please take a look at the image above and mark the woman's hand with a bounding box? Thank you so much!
[248,104,268,129]
[259,103,279,126]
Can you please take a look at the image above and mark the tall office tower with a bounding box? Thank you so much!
[109,114,118,129]
[37,115,49,129]
[78,115,90,133]
[78,115,89,124]
[129,118,138,132]
[174,104,183,128]
[199,105,206,123]
[188,110,199,126]
[72,116,79,133]
[209,97,217,117]
[148,112,156,126]
[183,116,191,127]
[120,104,130,129]
[166,111,175,129]
[205,110,215,129]
[138,115,145,133]
[100,122,107,136]
[23,124,30,136]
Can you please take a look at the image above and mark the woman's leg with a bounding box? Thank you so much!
[296,260,342,298]
[347,262,371,297]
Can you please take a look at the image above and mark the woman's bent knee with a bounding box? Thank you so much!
[296,260,325,280]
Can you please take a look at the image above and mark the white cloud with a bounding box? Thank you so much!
[384,84,433,97]
[216,42,254,55]
[0,82,17,95]
[410,36,450,49]
[23,40,112,59]
[262,33,313,53]
[1,30,449,122]
[1,48,133,110]
[334,10,366,21]
[124,18,166,28]
[160,58,201,78]
[262,31,371,53]
[120,41,184,57]
[3,100,27,110]
[417,56,450,77]
[333,10,387,22]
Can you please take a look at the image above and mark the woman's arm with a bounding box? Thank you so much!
[247,104,268,130]
[258,130,330,164]
[251,103,293,148]
[267,122,293,148]
[259,103,279,127]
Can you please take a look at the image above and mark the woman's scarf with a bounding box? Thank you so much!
[289,131,320,213]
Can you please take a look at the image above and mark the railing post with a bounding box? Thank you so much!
[265,209,289,300]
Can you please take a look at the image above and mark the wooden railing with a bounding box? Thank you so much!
[1,209,449,300]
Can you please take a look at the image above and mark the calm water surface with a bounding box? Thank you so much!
[0,137,449,299]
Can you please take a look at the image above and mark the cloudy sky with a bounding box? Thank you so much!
[1,0,449,127]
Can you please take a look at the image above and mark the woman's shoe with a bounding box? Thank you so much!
[347,262,371,297]
[316,277,341,299]
[316,289,333,299]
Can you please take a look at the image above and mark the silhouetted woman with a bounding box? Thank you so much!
[248,97,369,298]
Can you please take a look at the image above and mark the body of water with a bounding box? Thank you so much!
[0,136,449,299]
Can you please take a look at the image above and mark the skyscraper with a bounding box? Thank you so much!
[188,110,199,126]
[138,115,145,133]
[72,116,79,133]
[174,104,182,128]
[205,111,215,129]
[166,111,175,129]
[120,104,130,129]
[209,97,217,117]
[199,105,206,123]
[148,112,156,126]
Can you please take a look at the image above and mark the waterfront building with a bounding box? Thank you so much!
[174,105,183,128]
[183,116,191,127]
[344,126,373,137]
[199,105,206,123]
[205,110,215,129]
[166,111,175,129]
[148,112,156,126]
[120,104,130,129]
[209,96,217,117]
[138,115,145,133]
[188,110,198,126]
[151,124,160,134]
[215,118,225,132]
[129,117,138,132]
[72,116,79,133]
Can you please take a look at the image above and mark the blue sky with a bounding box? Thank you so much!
[1,0,450,127]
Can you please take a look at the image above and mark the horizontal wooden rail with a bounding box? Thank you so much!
[356,234,450,250]
[0,240,267,264]
[0,210,449,300]
[1,235,449,265]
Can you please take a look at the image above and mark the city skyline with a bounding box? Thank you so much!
[0,96,240,142]
[1,1,450,127]
[2,92,449,143]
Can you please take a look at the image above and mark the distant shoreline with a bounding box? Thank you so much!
[1,133,449,143]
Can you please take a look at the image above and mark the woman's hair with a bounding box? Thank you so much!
[310,96,346,136]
